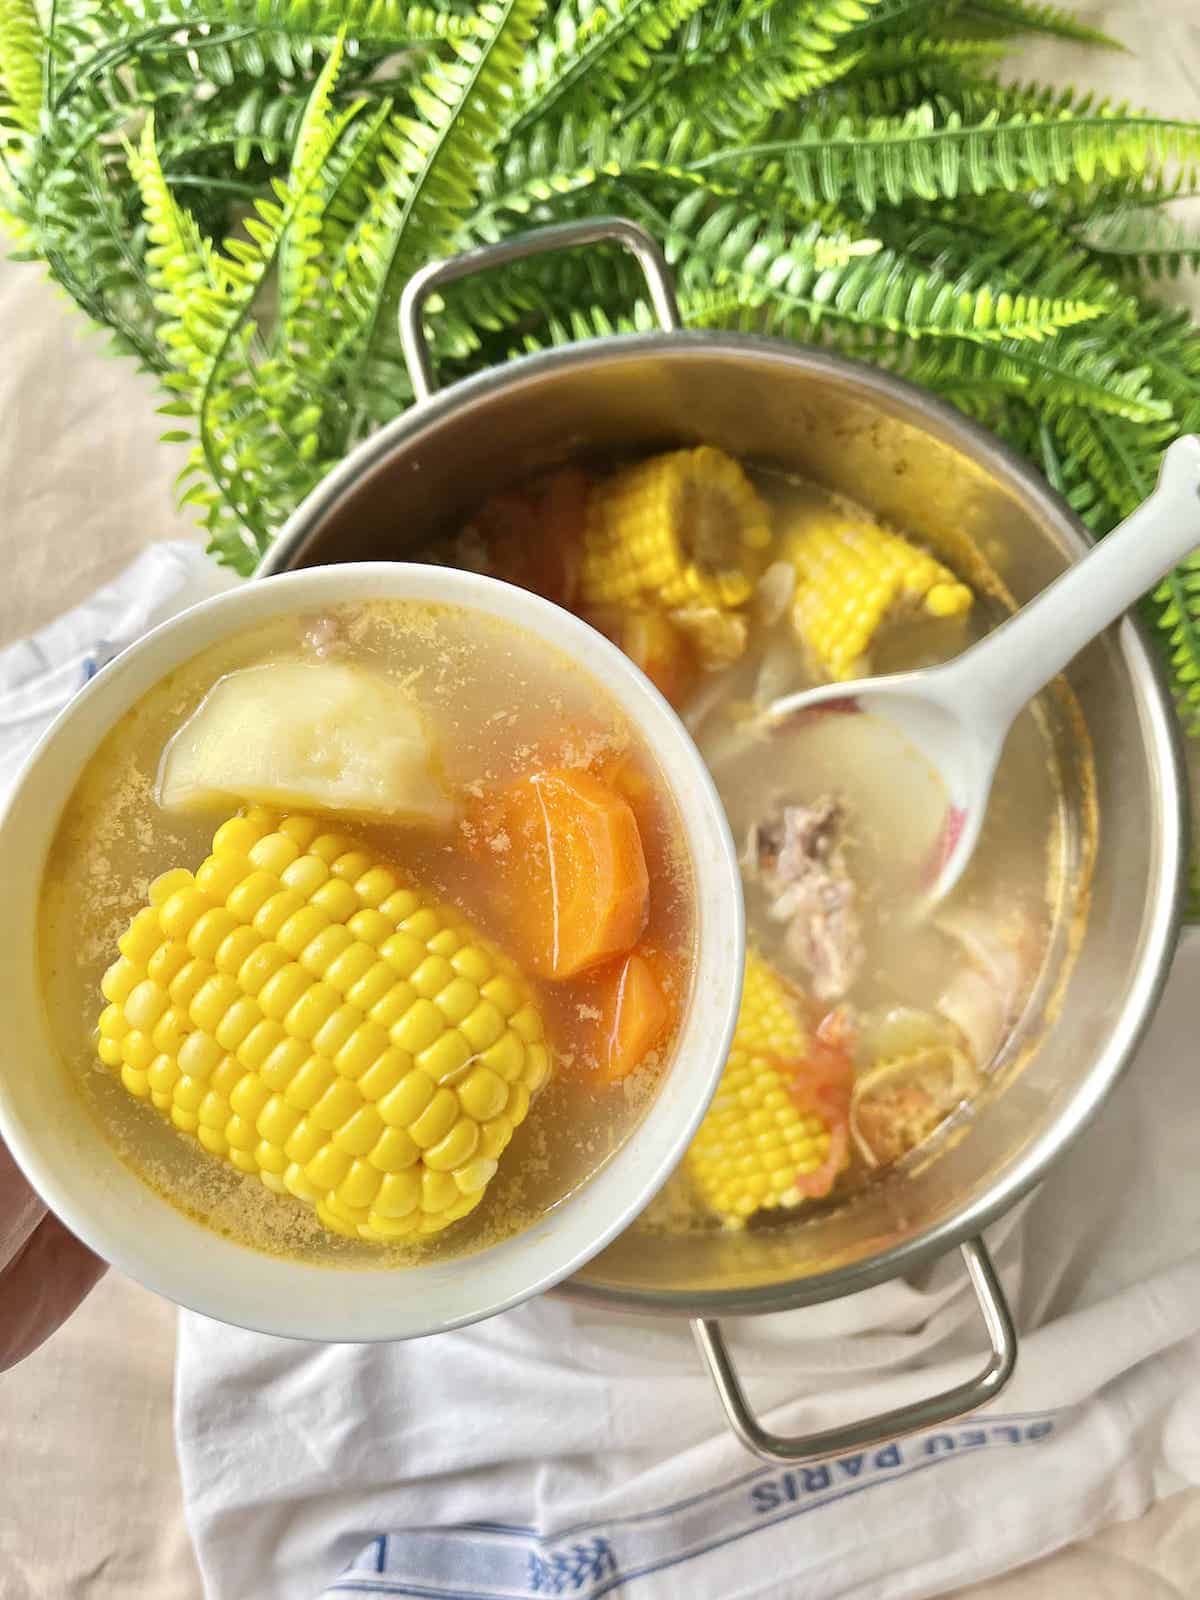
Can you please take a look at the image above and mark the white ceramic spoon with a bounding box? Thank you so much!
[765,433,1200,903]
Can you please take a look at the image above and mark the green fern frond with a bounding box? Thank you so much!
[333,0,544,428]
[660,190,1109,346]
[510,0,703,137]
[818,36,1007,116]
[1075,202,1200,280]
[959,0,1124,48]
[868,192,1127,310]
[132,41,357,567]
[691,101,1200,215]
[656,5,873,137]
[0,0,42,136]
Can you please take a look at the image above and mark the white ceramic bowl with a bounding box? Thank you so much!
[0,563,743,1341]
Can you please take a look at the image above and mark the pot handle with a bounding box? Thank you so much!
[692,1236,1017,1465]
[398,216,682,402]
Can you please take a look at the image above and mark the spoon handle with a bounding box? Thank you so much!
[947,434,1200,731]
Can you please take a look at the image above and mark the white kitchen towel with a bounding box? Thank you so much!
[3,547,1199,1600]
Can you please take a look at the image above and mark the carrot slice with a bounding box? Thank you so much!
[477,768,649,979]
[470,468,588,608]
[603,950,676,1080]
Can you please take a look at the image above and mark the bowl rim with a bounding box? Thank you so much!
[260,331,1188,1315]
[0,560,745,1340]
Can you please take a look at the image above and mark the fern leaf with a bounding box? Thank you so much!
[132,42,357,568]
[1075,202,1200,280]
[509,0,703,138]
[333,0,544,428]
[960,0,1125,48]
[0,0,42,136]
[656,2,877,138]
[691,101,1200,215]
[818,35,1007,117]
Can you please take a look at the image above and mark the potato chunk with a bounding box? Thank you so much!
[158,661,450,825]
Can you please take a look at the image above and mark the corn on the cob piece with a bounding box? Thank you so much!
[96,808,550,1244]
[686,950,845,1227]
[580,447,771,615]
[783,506,972,682]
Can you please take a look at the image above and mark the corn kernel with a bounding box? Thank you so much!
[336,1159,383,1210]
[453,1156,498,1195]
[249,831,302,877]
[335,1022,390,1081]
[351,867,396,907]
[101,956,141,1005]
[422,1117,480,1172]
[259,1036,308,1091]
[148,940,190,988]
[284,980,340,1041]
[332,1105,384,1157]
[310,1078,363,1133]
[237,1018,286,1072]
[346,908,392,947]
[284,1056,336,1111]
[257,1094,302,1146]
[451,944,493,985]
[458,1065,508,1122]
[373,1169,421,1218]
[416,1027,472,1085]
[119,908,164,963]
[275,905,329,958]
[420,1168,460,1213]
[480,1030,525,1083]
[409,1088,458,1149]
[390,997,445,1054]
[160,887,212,942]
[368,1125,420,1172]
[357,1047,409,1102]
[216,995,261,1052]
[236,942,288,996]
[196,852,251,903]
[299,924,354,977]
[214,925,261,976]
[253,889,306,940]
[149,867,194,906]
[460,1000,506,1052]
[312,878,358,922]
[325,942,378,993]
[377,1070,435,1128]
[258,962,311,1021]
[379,930,426,979]
[187,907,240,962]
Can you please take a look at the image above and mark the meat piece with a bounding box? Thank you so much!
[744,797,864,1002]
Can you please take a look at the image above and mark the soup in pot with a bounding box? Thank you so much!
[435,445,1091,1232]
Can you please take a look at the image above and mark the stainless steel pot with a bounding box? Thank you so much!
[260,217,1187,1462]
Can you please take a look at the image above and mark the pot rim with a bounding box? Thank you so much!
[262,330,1188,1316]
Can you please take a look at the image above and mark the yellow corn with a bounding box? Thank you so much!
[686,950,841,1227]
[97,807,550,1244]
[580,447,771,614]
[783,506,972,681]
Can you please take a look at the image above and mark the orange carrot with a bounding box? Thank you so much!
[471,468,589,608]
[603,949,676,1080]
[476,768,649,979]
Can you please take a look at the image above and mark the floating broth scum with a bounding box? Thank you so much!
[39,600,696,1267]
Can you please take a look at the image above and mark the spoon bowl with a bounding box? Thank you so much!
[766,434,1200,901]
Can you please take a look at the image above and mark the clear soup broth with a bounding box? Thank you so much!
[40,600,696,1266]
[433,449,1092,1235]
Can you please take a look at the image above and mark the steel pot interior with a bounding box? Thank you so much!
[263,334,1185,1315]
